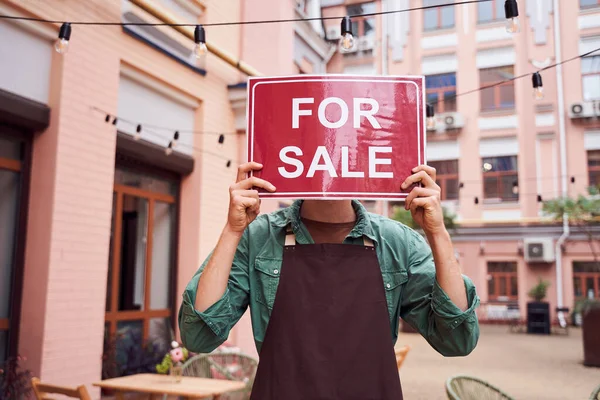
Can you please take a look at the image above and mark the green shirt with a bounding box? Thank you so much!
[179,200,480,357]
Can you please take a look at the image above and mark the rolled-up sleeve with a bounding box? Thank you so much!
[400,232,480,357]
[178,230,250,354]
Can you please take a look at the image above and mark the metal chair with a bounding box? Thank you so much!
[446,375,515,400]
[590,383,600,400]
[182,352,258,400]
[31,377,92,400]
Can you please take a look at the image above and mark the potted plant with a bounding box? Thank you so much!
[581,299,600,367]
[526,279,551,335]
[156,341,190,382]
[0,356,33,400]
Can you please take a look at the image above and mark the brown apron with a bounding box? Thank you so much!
[249,230,403,400]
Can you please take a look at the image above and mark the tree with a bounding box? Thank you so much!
[542,186,600,262]
[391,205,457,233]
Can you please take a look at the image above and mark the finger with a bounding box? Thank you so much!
[236,162,263,183]
[405,187,440,210]
[412,165,437,181]
[231,189,259,199]
[401,170,438,190]
[409,197,430,214]
[233,176,276,192]
[232,195,259,209]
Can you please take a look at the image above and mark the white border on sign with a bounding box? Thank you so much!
[248,75,424,199]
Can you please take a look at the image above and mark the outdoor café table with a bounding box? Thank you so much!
[93,373,247,399]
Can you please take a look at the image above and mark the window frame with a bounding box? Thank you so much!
[573,261,600,300]
[105,167,180,342]
[482,156,519,202]
[426,73,458,114]
[580,0,600,9]
[479,66,516,112]
[346,2,377,38]
[0,128,32,364]
[423,0,456,31]
[428,160,459,201]
[487,262,519,302]
[587,150,600,188]
[477,0,504,23]
[582,56,600,101]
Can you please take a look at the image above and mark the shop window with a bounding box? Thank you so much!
[573,262,600,299]
[487,262,518,302]
[588,150,600,188]
[582,55,600,101]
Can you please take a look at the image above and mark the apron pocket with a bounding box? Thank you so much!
[254,258,282,310]
[382,271,408,315]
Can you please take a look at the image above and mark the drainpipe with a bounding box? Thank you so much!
[552,0,569,324]
[129,0,262,77]
[381,0,389,218]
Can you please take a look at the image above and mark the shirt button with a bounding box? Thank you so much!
[386,283,391,289]
[273,269,279,275]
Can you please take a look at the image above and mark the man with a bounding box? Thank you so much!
[179,162,479,400]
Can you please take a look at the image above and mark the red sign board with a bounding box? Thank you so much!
[247,75,426,200]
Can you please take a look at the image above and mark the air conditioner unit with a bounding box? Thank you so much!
[524,238,555,263]
[327,26,341,41]
[569,101,600,119]
[357,36,375,51]
[427,112,465,132]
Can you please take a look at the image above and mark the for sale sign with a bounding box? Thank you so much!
[247,75,426,200]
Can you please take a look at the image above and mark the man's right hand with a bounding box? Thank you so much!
[227,162,276,233]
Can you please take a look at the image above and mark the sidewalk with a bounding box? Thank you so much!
[397,324,599,400]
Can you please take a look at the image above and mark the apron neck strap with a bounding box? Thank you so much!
[284,225,374,247]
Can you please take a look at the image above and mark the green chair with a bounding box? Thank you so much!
[446,375,515,400]
[590,383,600,400]
[182,352,258,400]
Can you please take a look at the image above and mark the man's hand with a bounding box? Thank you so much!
[401,165,445,236]
[228,162,276,233]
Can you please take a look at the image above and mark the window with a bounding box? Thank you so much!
[0,133,25,364]
[582,56,600,101]
[429,160,459,200]
[487,262,518,301]
[426,73,457,113]
[105,167,178,375]
[580,0,600,9]
[347,3,376,39]
[478,0,505,23]
[480,66,516,111]
[423,0,455,31]
[588,151,600,188]
[482,156,519,202]
[573,262,600,299]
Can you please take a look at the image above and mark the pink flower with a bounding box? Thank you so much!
[170,348,184,363]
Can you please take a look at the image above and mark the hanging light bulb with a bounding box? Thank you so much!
[112,117,118,126]
[165,141,173,156]
[226,160,232,168]
[105,114,111,123]
[512,181,519,195]
[134,124,142,141]
[504,0,520,34]
[571,176,576,183]
[426,104,436,130]
[218,134,225,147]
[483,162,493,172]
[339,16,355,52]
[173,131,180,146]
[474,197,479,205]
[193,25,208,59]
[537,194,543,203]
[55,23,72,54]
[459,182,464,189]
[532,72,544,100]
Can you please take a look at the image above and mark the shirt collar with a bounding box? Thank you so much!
[276,200,375,241]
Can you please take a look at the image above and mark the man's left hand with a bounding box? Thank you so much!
[401,165,446,236]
